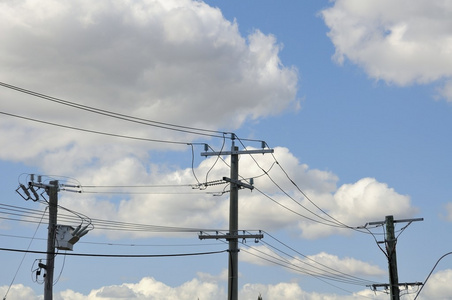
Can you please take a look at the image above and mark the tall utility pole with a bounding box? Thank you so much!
[200,136,273,300]
[229,143,240,299]
[367,215,423,300]
[385,215,399,300]
[44,180,58,300]
[17,176,87,300]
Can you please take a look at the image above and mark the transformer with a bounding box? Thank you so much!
[55,224,89,251]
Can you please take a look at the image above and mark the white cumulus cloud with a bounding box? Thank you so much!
[12,271,452,300]
[321,0,452,101]
[300,177,418,239]
[241,246,384,278]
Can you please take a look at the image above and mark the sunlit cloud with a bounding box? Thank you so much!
[321,0,452,101]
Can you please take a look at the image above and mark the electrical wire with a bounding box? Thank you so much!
[238,138,349,228]
[80,184,196,188]
[199,142,346,227]
[239,248,377,298]
[53,249,67,285]
[0,111,191,146]
[260,231,380,286]
[2,207,47,300]
[251,185,346,227]
[0,233,223,248]
[0,247,228,258]
[204,138,346,228]
[0,81,228,139]
[199,230,381,299]
[0,203,224,233]
[204,138,227,184]
[362,225,388,259]
[2,80,369,233]
[414,252,452,300]
[233,137,379,235]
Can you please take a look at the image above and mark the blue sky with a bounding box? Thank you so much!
[1,0,452,299]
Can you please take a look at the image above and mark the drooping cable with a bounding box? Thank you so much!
[2,206,47,300]
[414,252,452,300]
[269,149,362,231]
[0,111,191,146]
[199,139,347,227]
[0,233,223,248]
[204,137,227,184]
[260,231,380,286]
[0,81,229,139]
[0,203,225,233]
[0,247,228,258]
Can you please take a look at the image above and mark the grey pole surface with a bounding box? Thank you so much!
[44,181,58,300]
[228,145,239,300]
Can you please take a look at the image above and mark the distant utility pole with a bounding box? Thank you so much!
[366,215,423,300]
[199,135,273,300]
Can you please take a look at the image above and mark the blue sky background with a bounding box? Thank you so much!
[1,1,451,299]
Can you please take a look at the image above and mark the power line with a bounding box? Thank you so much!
[2,207,48,300]
[414,252,452,300]
[1,82,363,232]
[0,203,224,233]
[0,81,228,139]
[0,233,223,248]
[201,143,347,228]
[201,229,381,298]
[251,185,346,227]
[0,111,191,146]
[0,247,227,258]
[261,231,380,286]
[234,137,373,233]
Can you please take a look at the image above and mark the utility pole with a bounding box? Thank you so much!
[385,215,399,300]
[44,180,58,300]
[199,136,273,300]
[16,175,87,300]
[366,216,423,299]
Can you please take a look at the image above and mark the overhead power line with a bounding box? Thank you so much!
[0,203,223,233]
[0,81,227,139]
[0,111,191,146]
[202,143,348,229]
[0,247,227,258]
[261,231,380,285]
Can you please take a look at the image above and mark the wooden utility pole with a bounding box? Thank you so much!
[228,144,240,299]
[385,215,400,300]
[367,215,423,299]
[17,176,86,300]
[200,136,272,300]
[44,180,58,300]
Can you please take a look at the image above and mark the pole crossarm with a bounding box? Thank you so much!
[364,215,424,300]
[29,182,57,190]
[369,282,423,290]
[222,177,254,190]
[367,217,424,226]
[201,148,274,157]
[199,231,264,241]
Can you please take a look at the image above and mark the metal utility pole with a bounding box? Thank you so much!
[200,136,273,300]
[44,180,58,300]
[367,215,423,300]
